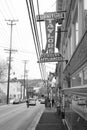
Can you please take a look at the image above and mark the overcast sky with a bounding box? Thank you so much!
[0,0,56,80]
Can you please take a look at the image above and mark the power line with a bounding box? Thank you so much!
[36,0,47,79]
[29,0,46,80]
[26,0,44,80]
[36,0,43,50]
[0,0,12,19]
[5,0,14,19]
[29,0,41,55]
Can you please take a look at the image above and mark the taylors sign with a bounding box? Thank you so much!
[36,12,64,21]
[38,53,63,63]
[40,53,62,58]
[45,19,55,53]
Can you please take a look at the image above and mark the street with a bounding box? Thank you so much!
[0,101,45,130]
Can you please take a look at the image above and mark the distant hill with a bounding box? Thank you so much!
[18,79,43,88]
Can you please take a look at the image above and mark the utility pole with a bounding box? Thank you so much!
[5,19,18,104]
[23,60,29,99]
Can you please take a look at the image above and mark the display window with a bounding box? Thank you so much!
[83,67,87,85]
[71,72,82,87]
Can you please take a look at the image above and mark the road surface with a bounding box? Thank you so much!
[0,101,45,130]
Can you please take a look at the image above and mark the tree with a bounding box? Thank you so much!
[0,60,8,81]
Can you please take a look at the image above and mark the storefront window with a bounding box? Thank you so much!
[70,34,73,56]
[72,72,82,87]
[83,67,87,85]
[75,22,78,46]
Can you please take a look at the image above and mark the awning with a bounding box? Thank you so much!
[62,86,87,97]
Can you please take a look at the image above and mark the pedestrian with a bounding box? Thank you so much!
[26,99,29,108]
[61,109,65,125]
[52,98,54,107]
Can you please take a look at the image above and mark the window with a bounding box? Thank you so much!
[70,34,73,55]
[72,72,82,87]
[75,22,79,46]
[72,6,78,47]
[83,67,87,85]
[84,0,87,9]
[68,32,72,58]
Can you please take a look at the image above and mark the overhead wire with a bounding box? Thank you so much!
[4,0,28,57]
[5,0,14,19]
[28,0,45,80]
[0,0,13,42]
[0,43,36,55]
[7,0,18,19]
[26,0,44,80]
[36,0,47,80]
[8,0,32,55]
[29,0,41,55]
[0,0,46,80]
[0,0,22,53]
[36,0,43,50]
[31,0,47,81]
[0,0,12,19]
[7,0,23,48]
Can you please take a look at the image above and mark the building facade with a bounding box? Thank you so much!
[0,81,23,101]
[56,0,87,129]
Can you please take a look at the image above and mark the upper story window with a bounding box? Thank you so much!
[68,30,72,59]
[84,0,87,9]
[71,72,82,87]
[83,67,87,85]
[75,21,79,46]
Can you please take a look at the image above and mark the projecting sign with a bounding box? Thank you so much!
[40,53,62,58]
[36,12,64,21]
[45,19,55,53]
[38,53,63,63]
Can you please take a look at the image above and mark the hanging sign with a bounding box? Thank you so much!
[40,53,62,58]
[38,53,64,63]
[36,12,64,21]
[45,19,55,53]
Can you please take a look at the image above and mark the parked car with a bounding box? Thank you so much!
[20,99,25,103]
[28,98,36,106]
[40,98,45,104]
[10,99,15,104]
[13,99,20,104]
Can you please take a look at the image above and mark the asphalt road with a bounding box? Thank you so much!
[0,101,45,130]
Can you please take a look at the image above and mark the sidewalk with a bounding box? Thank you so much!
[35,107,68,130]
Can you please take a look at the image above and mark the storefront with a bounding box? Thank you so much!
[56,0,87,129]
[62,87,87,130]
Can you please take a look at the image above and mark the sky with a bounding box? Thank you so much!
[0,0,56,80]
